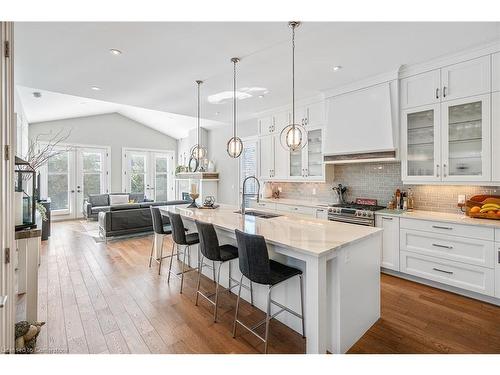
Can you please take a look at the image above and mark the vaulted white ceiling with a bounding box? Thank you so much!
[14,22,500,137]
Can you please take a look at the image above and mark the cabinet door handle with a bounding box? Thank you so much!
[0,295,7,308]
[436,164,440,178]
[432,243,454,249]
[433,267,453,275]
[443,86,447,97]
[443,163,447,177]
[432,225,453,230]
[435,88,439,99]
[382,217,393,221]
[498,250,500,264]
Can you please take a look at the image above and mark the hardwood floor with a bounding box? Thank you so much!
[20,220,500,354]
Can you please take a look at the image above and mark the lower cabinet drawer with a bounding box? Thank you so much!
[400,250,495,296]
[275,203,315,216]
[249,201,276,210]
[400,218,494,241]
[496,228,500,242]
[400,229,495,268]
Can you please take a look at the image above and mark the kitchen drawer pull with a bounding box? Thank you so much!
[432,267,453,275]
[432,225,453,230]
[432,243,454,249]
[382,217,393,220]
[498,250,500,264]
[435,88,439,99]
[443,86,447,98]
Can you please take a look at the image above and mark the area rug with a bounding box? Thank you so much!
[78,220,152,243]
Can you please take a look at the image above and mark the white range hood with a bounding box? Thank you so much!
[323,78,399,164]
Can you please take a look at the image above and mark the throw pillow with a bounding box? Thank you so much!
[109,194,129,205]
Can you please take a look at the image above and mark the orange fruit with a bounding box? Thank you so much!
[496,210,500,217]
[487,210,497,217]
[470,206,481,214]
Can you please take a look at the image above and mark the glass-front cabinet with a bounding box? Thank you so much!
[402,104,441,182]
[402,94,491,183]
[441,94,491,182]
[287,126,324,180]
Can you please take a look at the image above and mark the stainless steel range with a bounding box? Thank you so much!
[327,198,385,226]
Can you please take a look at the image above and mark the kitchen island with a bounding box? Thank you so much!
[159,204,383,354]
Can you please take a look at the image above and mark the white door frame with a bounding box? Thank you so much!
[39,143,111,221]
[1,21,16,353]
[121,147,175,201]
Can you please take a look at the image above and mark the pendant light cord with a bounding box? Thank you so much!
[197,81,201,147]
[291,23,295,128]
[233,59,237,138]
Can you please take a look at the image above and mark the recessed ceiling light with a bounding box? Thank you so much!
[258,95,265,99]
[109,48,122,55]
[333,66,342,71]
[215,112,220,115]
[32,92,42,98]
[91,86,101,91]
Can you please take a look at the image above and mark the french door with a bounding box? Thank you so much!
[122,148,174,201]
[42,145,109,220]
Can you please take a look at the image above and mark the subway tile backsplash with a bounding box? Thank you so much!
[269,162,500,214]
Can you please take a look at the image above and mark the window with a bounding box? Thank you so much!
[82,151,103,198]
[47,151,70,211]
[155,155,169,201]
[130,153,146,194]
[240,139,258,207]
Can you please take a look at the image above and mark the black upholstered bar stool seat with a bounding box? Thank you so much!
[167,211,200,294]
[148,206,173,275]
[233,229,305,354]
[194,220,253,322]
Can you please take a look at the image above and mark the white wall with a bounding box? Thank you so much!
[29,113,178,192]
[207,119,258,205]
[14,88,29,157]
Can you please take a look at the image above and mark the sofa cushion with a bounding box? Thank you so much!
[139,201,167,208]
[129,193,145,203]
[110,203,140,211]
[89,194,109,207]
[110,208,152,231]
[91,206,110,214]
[109,194,129,205]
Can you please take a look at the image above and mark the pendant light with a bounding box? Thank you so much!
[280,21,307,152]
[190,80,207,161]
[226,57,243,158]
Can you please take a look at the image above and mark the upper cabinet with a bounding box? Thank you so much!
[493,52,500,92]
[400,70,441,109]
[288,126,324,179]
[441,56,491,101]
[400,56,491,109]
[492,92,500,182]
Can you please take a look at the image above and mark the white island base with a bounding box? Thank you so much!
[159,205,382,354]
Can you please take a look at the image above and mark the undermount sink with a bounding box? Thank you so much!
[234,210,282,219]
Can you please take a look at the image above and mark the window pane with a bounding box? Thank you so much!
[84,173,101,197]
[131,155,145,173]
[156,157,168,173]
[48,174,69,210]
[48,152,68,173]
[156,174,168,201]
[131,173,145,194]
[240,141,257,207]
[83,152,102,173]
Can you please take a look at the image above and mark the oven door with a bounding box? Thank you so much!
[328,215,374,226]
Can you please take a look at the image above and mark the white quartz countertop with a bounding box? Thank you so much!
[375,208,500,229]
[250,197,332,209]
[160,204,381,257]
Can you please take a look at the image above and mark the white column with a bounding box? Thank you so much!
[304,254,328,354]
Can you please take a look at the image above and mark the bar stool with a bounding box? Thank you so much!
[194,220,254,322]
[167,211,200,294]
[232,229,305,354]
[148,206,173,275]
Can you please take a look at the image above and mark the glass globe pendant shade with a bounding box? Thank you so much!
[226,136,243,158]
[190,144,207,160]
[280,123,307,152]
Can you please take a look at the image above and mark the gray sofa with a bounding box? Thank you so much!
[97,200,188,240]
[83,192,147,220]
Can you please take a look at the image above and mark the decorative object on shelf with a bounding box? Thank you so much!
[226,57,243,158]
[466,195,500,220]
[190,80,207,163]
[280,21,307,152]
[15,157,37,231]
[187,183,199,208]
[207,160,215,172]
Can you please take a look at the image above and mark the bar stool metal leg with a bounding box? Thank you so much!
[228,261,232,294]
[213,262,223,322]
[148,234,155,268]
[264,286,272,354]
[212,261,216,283]
[180,245,188,293]
[250,281,254,306]
[157,235,164,275]
[195,255,204,306]
[299,274,305,338]
[232,274,244,338]
[167,242,175,283]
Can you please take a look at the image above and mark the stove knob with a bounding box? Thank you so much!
[362,212,367,217]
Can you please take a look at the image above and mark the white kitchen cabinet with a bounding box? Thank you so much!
[315,207,328,220]
[493,52,500,92]
[276,203,315,216]
[376,215,400,271]
[441,56,491,101]
[492,92,500,182]
[249,200,276,211]
[400,70,441,109]
[259,134,274,178]
[495,242,500,298]
[401,104,441,182]
[288,126,324,181]
[440,94,491,182]
[258,116,274,135]
[273,134,289,179]
[303,102,325,127]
